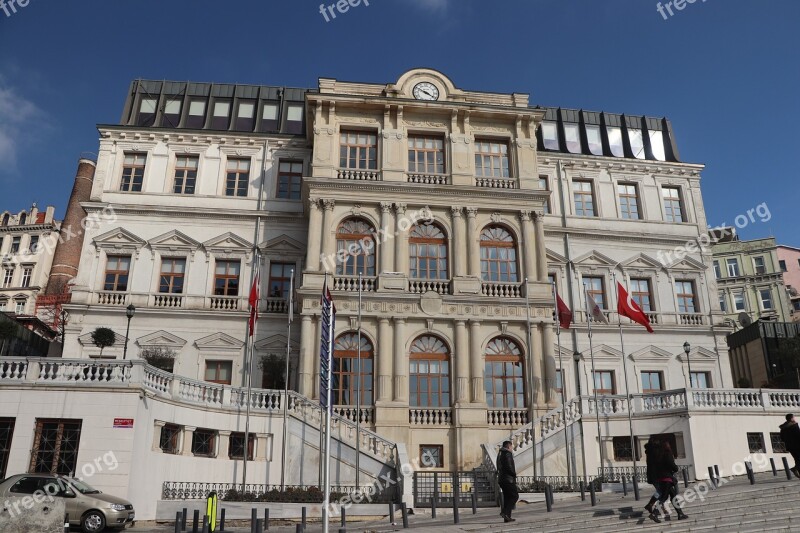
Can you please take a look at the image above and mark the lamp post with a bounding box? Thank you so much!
[683,341,693,388]
[59,309,68,346]
[123,304,135,359]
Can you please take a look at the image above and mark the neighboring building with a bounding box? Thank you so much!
[727,320,800,388]
[711,231,792,325]
[0,205,60,320]
[777,245,800,322]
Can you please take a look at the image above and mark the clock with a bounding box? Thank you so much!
[412,82,440,101]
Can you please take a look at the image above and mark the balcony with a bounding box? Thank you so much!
[96,291,128,306]
[337,168,381,181]
[570,310,709,327]
[263,297,288,314]
[409,407,452,426]
[409,279,451,295]
[487,408,529,427]
[332,276,376,292]
[208,296,241,311]
[407,173,449,185]
[152,294,184,308]
[475,177,516,189]
[481,282,522,298]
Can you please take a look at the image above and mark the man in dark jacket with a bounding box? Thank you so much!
[779,413,800,478]
[496,440,519,523]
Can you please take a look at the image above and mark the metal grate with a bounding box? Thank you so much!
[412,471,497,508]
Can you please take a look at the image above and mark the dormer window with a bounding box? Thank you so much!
[260,103,279,131]
[586,125,603,156]
[564,123,581,153]
[285,104,304,134]
[161,99,182,128]
[628,128,645,159]
[234,101,255,131]
[649,130,666,161]
[542,121,559,150]
[186,99,206,129]
[137,98,157,127]
[211,100,231,130]
[607,126,624,157]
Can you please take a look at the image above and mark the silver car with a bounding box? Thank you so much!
[0,473,135,532]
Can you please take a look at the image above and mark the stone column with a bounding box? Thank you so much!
[299,315,314,396]
[393,318,408,402]
[152,420,166,451]
[305,197,322,272]
[218,430,231,459]
[455,320,470,404]
[320,199,336,272]
[380,202,395,274]
[469,320,485,403]
[451,206,465,277]
[394,203,409,274]
[180,426,196,457]
[534,211,548,282]
[378,317,393,402]
[519,210,537,282]
[465,207,480,278]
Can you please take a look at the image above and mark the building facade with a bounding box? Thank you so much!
[777,245,800,322]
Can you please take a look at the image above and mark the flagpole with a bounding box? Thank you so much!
[321,272,334,533]
[584,289,605,477]
[525,277,537,479]
[355,271,362,492]
[613,273,639,481]
[552,281,572,479]
[242,251,259,493]
[280,269,294,491]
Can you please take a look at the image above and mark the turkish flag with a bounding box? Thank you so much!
[557,294,572,329]
[248,271,260,337]
[617,282,654,333]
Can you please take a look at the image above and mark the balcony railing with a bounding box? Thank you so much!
[487,408,529,427]
[337,168,381,181]
[481,282,522,298]
[407,173,449,185]
[333,406,375,425]
[570,310,708,327]
[263,297,288,314]
[333,276,376,292]
[409,408,452,426]
[409,279,451,295]
[152,294,184,308]
[96,291,128,306]
[475,177,516,189]
[208,296,241,311]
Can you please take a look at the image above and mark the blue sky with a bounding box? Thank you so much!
[1,0,797,245]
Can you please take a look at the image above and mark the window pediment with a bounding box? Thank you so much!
[195,332,244,352]
[93,228,146,254]
[573,250,617,267]
[203,233,253,258]
[148,230,201,253]
[629,345,673,362]
[136,330,187,348]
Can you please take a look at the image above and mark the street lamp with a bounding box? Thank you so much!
[123,304,135,359]
[59,309,68,346]
[683,341,693,388]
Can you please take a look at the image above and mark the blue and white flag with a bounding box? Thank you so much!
[319,278,336,412]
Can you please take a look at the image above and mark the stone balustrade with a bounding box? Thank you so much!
[407,173,449,185]
[481,282,522,298]
[409,408,452,426]
[337,169,381,181]
[487,408,529,427]
[409,279,451,295]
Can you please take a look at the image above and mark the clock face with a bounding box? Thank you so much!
[413,82,440,101]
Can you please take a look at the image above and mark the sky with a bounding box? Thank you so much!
[0,0,797,245]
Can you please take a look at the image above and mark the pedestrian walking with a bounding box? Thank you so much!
[779,413,800,478]
[644,439,687,522]
[496,440,519,523]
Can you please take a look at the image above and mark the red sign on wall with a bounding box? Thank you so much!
[113,418,134,429]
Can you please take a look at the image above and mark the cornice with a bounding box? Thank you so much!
[543,225,710,248]
[81,202,305,224]
[0,224,57,235]
[539,154,705,175]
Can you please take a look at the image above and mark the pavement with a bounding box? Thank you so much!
[117,472,800,532]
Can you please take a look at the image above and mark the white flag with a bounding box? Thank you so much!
[585,288,609,324]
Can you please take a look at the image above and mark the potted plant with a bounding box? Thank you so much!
[90,327,116,357]
[139,346,177,372]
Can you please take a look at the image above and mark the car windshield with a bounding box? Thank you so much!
[64,477,101,494]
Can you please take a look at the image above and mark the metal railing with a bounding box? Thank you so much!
[598,464,692,484]
[517,476,601,493]
[161,482,394,502]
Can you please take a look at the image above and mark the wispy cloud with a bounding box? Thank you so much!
[0,77,46,173]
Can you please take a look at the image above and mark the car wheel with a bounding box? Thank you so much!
[81,510,106,533]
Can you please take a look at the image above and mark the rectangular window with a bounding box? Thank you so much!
[340,131,378,170]
[10,236,20,254]
[159,424,182,454]
[734,290,746,312]
[137,97,157,127]
[747,432,766,453]
[583,276,606,309]
[28,236,39,254]
[675,280,697,313]
[159,258,186,294]
[641,371,664,393]
[0,418,14,479]
[103,256,130,292]
[607,126,624,157]
[408,135,445,175]
[21,267,32,288]
[726,258,740,277]
[629,278,653,312]
[564,123,582,153]
[229,433,255,460]
[594,371,615,394]
[186,99,206,129]
[276,160,303,200]
[14,300,25,314]
[541,121,559,150]
[260,103,279,131]
[211,100,231,130]
[613,436,640,461]
[628,128,645,159]
[760,288,774,310]
[285,104,304,134]
[690,371,711,389]
[161,98,182,128]
[191,428,216,457]
[409,358,450,408]
[474,139,510,178]
[173,156,198,194]
[120,153,146,192]
[419,445,444,468]
[225,158,250,197]
[618,183,640,220]
[719,291,728,312]
[649,130,666,161]
[30,419,82,475]
[771,432,787,453]
[2,268,13,288]
[662,187,685,222]
[713,260,721,279]
[586,125,603,155]
[539,176,550,214]
[573,180,596,217]
[204,360,233,385]
[214,260,240,296]
[268,262,294,298]
[234,100,255,131]
[753,256,766,275]
[780,260,787,272]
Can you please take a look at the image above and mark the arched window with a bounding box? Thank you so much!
[480,226,518,282]
[332,332,374,406]
[409,223,448,280]
[484,337,525,408]
[18,213,26,226]
[1,214,8,226]
[336,218,376,276]
[410,335,450,407]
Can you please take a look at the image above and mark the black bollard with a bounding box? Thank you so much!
[431,494,437,518]
[64,513,69,533]
[182,508,188,531]
[340,505,346,527]
[589,481,597,506]
[579,480,586,501]
[453,482,460,524]
[745,461,755,485]
[545,485,552,512]
[707,466,717,488]
[201,515,208,533]
[622,476,627,496]
[251,508,257,533]
[401,502,409,528]
[295,525,302,533]
[632,474,640,501]
[175,512,182,533]
[301,506,307,530]
[255,518,263,533]
[782,456,792,480]
[771,457,778,476]
[219,509,226,532]
[264,508,269,530]
[471,489,477,515]
[339,529,347,533]
[192,509,199,533]
[388,502,395,525]
[682,468,690,488]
